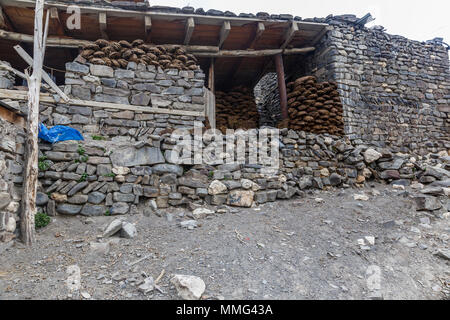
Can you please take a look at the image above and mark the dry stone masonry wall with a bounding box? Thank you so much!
[0,61,15,89]
[34,127,450,220]
[32,58,207,142]
[0,13,449,242]
[257,15,449,155]
[0,117,25,242]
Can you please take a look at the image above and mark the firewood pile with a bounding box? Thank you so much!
[279,76,344,135]
[80,39,200,70]
[215,87,260,133]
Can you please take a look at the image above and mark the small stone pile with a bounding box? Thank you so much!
[81,39,200,71]
[280,76,344,135]
[215,87,260,133]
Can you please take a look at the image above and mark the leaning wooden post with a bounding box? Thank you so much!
[21,0,48,245]
[274,53,288,120]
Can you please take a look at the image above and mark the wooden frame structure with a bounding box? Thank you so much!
[0,0,329,88]
[0,1,333,244]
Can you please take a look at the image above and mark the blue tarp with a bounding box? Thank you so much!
[38,123,84,144]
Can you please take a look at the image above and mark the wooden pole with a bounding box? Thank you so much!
[274,53,288,120]
[21,0,48,245]
[0,29,316,57]
[208,58,215,94]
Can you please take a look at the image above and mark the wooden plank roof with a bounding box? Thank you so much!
[0,0,329,88]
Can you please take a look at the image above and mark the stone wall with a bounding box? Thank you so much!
[256,15,450,155]
[35,126,449,218]
[60,59,206,138]
[0,116,25,242]
[0,61,15,89]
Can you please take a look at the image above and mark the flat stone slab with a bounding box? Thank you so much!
[110,146,165,167]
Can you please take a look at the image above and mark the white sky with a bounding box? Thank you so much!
[152,0,450,43]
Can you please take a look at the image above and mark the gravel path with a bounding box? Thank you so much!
[0,183,449,300]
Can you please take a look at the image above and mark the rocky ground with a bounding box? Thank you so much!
[0,183,448,300]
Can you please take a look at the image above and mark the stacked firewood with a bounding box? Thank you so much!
[280,76,344,135]
[80,39,200,70]
[215,87,260,133]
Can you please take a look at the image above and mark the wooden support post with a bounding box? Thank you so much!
[0,5,15,31]
[144,16,152,43]
[0,6,6,28]
[208,58,215,93]
[274,53,288,120]
[21,0,49,246]
[184,17,195,45]
[219,21,231,49]
[99,12,108,39]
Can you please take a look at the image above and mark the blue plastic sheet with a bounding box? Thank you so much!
[38,123,84,144]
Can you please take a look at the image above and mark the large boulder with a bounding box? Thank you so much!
[110,146,164,167]
[227,190,254,208]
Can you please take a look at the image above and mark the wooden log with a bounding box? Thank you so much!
[99,12,108,39]
[184,17,194,45]
[281,21,299,49]
[0,29,314,57]
[208,58,215,93]
[0,6,6,29]
[0,29,220,52]
[219,21,231,48]
[0,89,206,117]
[0,103,25,126]
[274,53,288,120]
[0,28,92,47]
[21,0,48,246]
[193,47,315,58]
[144,16,152,42]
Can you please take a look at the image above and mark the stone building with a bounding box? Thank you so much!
[0,1,448,241]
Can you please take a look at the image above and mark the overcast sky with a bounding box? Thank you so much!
[153,0,450,43]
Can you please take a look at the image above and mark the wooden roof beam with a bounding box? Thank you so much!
[280,21,299,50]
[0,6,15,31]
[184,17,195,45]
[144,15,152,42]
[99,12,108,40]
[310,25,332,46]
[194,47,315,58]
[249,22,265,48]
[218,21,231,49]
[0,29,222,51]
[223,22,266,89]
[49,7,67,37]
[0,6,6,28]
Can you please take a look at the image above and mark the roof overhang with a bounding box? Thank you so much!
[0,0,330,88]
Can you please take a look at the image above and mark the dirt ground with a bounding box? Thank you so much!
[0,183,449,300]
